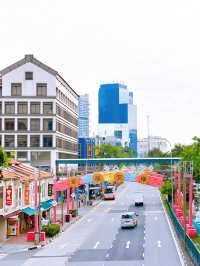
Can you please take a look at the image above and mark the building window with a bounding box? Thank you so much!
[36,83,47,96]
[30,135,40,147]
[17,135,27,147]
[18,102,28,114]
[31,151,50,163]
[43,135,53,147]
[0,135,1,146]
[17,151,27,160]
[25,72,33,80]
[0,87,2,97]
[0,102,2,114]
[30,119,40,131]
[30,102,40,114]
[11,83,22,96]
[18,119,28,130]
[5,102,15,114]
[114,130,122,139]
[5,135,15,148]
[43,102,53,114]
[43,119,53,131]
[5,119,15,131]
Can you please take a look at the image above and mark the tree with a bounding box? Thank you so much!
[147,148,167,158]
[98,144,134,158]
[0,147,10,167]
[172,137,200,182]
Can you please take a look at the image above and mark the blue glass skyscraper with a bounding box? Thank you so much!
[98,83,137,156]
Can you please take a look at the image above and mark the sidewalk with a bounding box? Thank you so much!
[0,199,102,255]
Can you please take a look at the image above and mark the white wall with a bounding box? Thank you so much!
[2,62,56,97]
[98,123,129,146]
[128,104,137,130]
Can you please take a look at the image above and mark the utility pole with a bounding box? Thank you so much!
[147,115,150,154]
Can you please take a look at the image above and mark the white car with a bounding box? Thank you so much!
[134,193,144,207]
[121,212,138,228]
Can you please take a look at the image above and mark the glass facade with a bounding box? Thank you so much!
[98,83,128,124]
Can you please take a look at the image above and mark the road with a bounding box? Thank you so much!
[0,182,183,266]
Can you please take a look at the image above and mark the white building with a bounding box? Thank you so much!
[137,136,168,157]
[0,54,79,173]
[78,94,89,138]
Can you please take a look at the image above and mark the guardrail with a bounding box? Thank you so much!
[165,200,200,266]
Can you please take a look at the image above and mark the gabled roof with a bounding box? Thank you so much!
[0,54,79,98]
[0,54,58,76]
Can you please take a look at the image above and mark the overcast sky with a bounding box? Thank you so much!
[1,0,200,145]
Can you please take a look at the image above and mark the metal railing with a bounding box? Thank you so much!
[165,200,200,266]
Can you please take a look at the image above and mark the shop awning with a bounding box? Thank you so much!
[23,207,38,216]
[40,199,57,211]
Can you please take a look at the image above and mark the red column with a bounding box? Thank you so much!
[189,175,193,227]
[72,188,75,209]
[67,187,70,214]
[53,191,57,224]
[34,180,39,232]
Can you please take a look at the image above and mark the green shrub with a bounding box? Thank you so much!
[42,223,60,237]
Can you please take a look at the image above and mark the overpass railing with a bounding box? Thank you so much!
[165,200,200,266]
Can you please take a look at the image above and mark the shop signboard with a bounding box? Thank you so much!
[6,186,12,205]
[0,186,3,209]
[24,183,30,205]
[48,184,53,196]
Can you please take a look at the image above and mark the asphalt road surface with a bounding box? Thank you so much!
[0,182,183,266]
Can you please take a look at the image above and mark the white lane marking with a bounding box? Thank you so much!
[94,241,100,249]
[157,240,162,248]
[154,216,158,221]
[59,243,67,249]
[126,240,131,249]
[106,253,110,258]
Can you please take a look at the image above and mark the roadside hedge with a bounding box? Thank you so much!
[42,223,60,237]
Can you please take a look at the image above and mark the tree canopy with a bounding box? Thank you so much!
[98,144,134,158]
[0,147,10,167]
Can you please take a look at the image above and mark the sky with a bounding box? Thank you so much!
[1,0,200,146]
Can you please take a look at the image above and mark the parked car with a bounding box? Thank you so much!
[134,193,144,206]
[121,212,138,228]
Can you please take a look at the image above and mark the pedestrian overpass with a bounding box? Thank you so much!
[56,157,180,166]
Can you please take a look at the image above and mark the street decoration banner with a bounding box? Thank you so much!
[69,176,80,188]
[93,172,104,184]
[114,171,124,185]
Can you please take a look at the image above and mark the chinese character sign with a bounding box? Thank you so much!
[24,183,30,205]
[48,184,53,196]
[6,187,12,205]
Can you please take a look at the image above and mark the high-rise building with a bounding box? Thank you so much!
[0,54,79,173]
[78,94,89,138]
[98,83,137,155]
